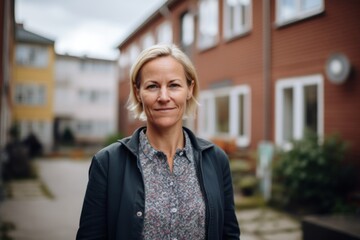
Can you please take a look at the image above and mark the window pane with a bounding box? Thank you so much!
[15,44,48,67]
[14,84,46,106]
[283,88,294,142]
[37,85,46,105]
[15,45,28,65]
[199,0,218,48]
[142,34,155,50]
[215,95,229,133]
[304,85,318,133]
[181,13,194,46]
[157,22,172,44]
[224,0,251,39]
[278,0,297,21]
[199,97,210,133]
[129,44,140,64]
[302,0,322,11]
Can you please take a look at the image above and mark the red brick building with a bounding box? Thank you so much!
[117,0,360,169]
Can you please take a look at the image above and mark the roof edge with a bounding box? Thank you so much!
[116,0,179,49]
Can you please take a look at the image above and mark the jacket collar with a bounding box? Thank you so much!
[118,126,213,157]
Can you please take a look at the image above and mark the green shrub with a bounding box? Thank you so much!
[61,127,75,145]
[239,175,258,196]
[273,131,356,214]
[103,132,124,146]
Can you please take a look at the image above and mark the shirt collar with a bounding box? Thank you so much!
[139,129,193,163]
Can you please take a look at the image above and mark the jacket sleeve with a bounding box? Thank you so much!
[217,148,241,239]
[76,156,108,240]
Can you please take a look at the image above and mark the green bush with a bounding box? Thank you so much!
[239,175,258,196]
[273,131,356,214]
[61,127,75,145]
[103,132,124,146]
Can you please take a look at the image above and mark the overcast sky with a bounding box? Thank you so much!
[15,0,166,60]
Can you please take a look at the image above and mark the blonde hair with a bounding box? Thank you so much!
[127,43,199,120]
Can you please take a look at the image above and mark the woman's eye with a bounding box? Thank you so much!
[169,83,180,88]
[146,85,158,89]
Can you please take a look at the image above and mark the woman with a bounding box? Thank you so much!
[76,44,240,240]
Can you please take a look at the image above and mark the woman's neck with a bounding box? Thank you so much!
[145,125,184,160]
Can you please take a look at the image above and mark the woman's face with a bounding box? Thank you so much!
[136,56,194,131]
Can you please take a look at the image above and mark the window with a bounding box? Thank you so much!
[16,44,49,68]
[129,44,140,65]
[198,85,251,147]
[180,11,195,48]
[156,21,172,44]
[118,50,129,79]
[119,50,128,68]
[141,33,155,50]
[276,0,324,25]
[79,60,111,73]
[14,83,46,106]
[275,74,323,149]
[19,120,51,145]
[78,89,109,104]
[77,121,92,135]
[223,0,252,40]
[76,120,111,137]
[198,0,219,50]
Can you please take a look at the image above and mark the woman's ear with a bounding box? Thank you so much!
[134,84,141,102]
[187,80,195,100]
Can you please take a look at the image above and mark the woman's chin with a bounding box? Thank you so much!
[148,117,182,130]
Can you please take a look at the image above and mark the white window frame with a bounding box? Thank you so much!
[276,0,324,26]
[19,120,51,146]
[198,0,219,50]
[14,83,46,106]
[223,0,252,40]
[156,21,173,44]
[180,11,195,47]
[16,44,49,68]
[275,74,324,149]
[141,32,155,50]
[198,85,251,147]
[129,44,140,65]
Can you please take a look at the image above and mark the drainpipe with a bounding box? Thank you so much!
[258,0,274,202]
[262,0,271,141]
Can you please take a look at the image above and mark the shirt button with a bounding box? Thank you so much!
[179,151,183,156]
[169,181,174,186]
[173,238,177,240]
[136,211,142,217]
[171,208,177,213]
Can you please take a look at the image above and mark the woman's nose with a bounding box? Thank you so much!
[158,87,170,101]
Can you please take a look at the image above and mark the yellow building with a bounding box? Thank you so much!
[12,24,55,152]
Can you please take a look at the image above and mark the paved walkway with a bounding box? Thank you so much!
[238,208,302,240]
[0,158,90,240]
[1,158,302,240]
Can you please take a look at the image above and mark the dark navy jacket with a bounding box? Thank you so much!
[77,127,240,240]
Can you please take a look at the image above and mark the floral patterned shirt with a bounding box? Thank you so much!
[139,130,206,240]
